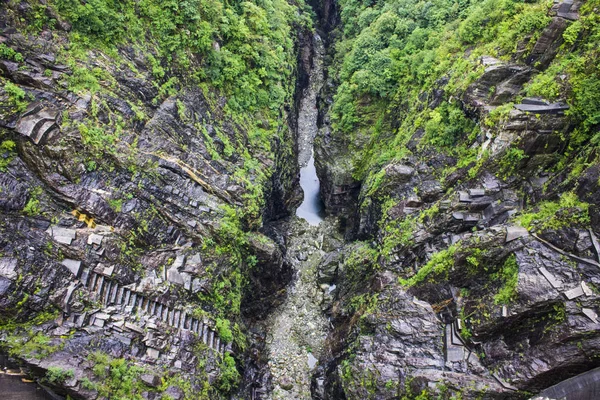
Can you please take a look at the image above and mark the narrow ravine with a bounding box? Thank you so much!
[295,33,325,227]
[263,33,334,399]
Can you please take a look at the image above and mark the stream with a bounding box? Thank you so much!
[263,32,332,399]
[295,33,325,227]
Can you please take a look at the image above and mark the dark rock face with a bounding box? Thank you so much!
[309,3,600,399]
[464,59,532,107]
[0,3,303,398]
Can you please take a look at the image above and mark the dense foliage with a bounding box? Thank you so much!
[325,0,600,262]
[1,0,313,397]
[328,0,600,182]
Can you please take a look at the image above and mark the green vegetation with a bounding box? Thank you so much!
[217,353,240,392]
[87,352,147,399]
[48,0,311,114]
[400,244,457,287]
[378,198,417,259]
[493,254,519,304]
[2,80,29,112]
[328,0,556,183]
[0,43,24,62]
[0,138,17,171]
[517,192,590,232]
[23,187,43,216]
[0,310,62,359]
[46,367,74,384]
[215,318,233,343]
[497,147,527,179]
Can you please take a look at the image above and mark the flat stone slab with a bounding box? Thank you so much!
[87,233,103,245]
[94,312,110,320]
[564,285,585,300]
[480,56,502,66]
[582,308,599,323]
[452,212,464,220]
[94,264,115,277]
[582,281,593,296]
[62,284,78,310]
[521,97,549,106]
[514,102,569,114]
[469,188,486,197]
[506,226,529,242]
[458,191,472,202]
[167,269,184,286]
[146,348,160,359]
[0,257,18,279]
[172,255,186,269]
[464,213,481,222]
[61,259,82,276]
[125,322,144,334]
[447,344,465,362]
[47,226,77,239]
[539,267,563,289]
[55,236,74,245]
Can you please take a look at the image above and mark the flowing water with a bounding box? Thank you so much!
[263,33,332,399]
[295,33,325,226]
[296,156,324,225]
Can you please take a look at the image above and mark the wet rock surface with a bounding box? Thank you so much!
[2,0,600,399]
[309,1,600,398]
[264,218,338,399]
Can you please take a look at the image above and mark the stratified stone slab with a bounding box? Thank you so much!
[564,285,585,300]
[492,373,518,390]
[61,259,82,276]
[539,267,562,289]
[469,188,486,197]
[582,308,599,323]
[582,281,593,296]
[146,348,160,359]
[458,191,472,203]
[506,226,529,242]
[0,257,18,279]
[87,233,103,246]
[412,297,431,310]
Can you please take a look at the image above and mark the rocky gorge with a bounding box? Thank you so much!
[2,0,600,399]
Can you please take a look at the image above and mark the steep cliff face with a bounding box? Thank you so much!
[2,0,600,399]
[312,0,600,398]
[0,1,311,398]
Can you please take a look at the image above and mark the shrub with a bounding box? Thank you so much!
[23,187,42,216]
[3,82,28,112]
[517,192,590,231]
[217,354,240,392]
[46,367,74,384]
[494,254,519,304]
[215,318,234,343]
[0,43,24,62]
[400,244,458,286]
